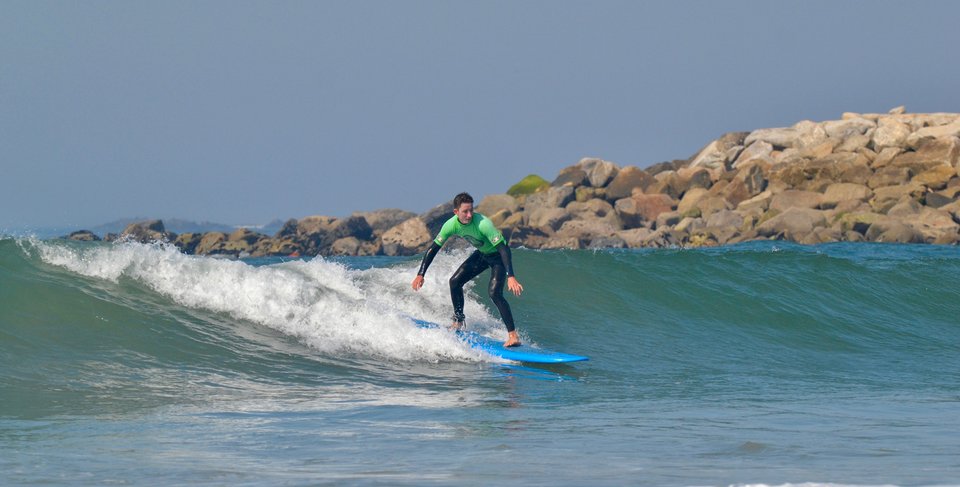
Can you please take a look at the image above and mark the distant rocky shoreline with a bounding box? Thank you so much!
[65,107,960,256]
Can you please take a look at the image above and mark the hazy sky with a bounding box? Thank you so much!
[2,1,958,229]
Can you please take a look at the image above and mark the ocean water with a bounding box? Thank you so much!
[1,236,958,486]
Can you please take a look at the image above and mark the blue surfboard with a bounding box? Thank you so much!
[411,318,589,364]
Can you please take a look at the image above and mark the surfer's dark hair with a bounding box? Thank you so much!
[453,192,474,208]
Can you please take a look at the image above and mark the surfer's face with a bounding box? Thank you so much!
[454,202,474,225]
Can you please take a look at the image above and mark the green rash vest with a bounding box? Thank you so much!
[434,213,505,255]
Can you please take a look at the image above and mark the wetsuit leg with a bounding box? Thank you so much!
[449,251,489,323]
[486,259,516,332]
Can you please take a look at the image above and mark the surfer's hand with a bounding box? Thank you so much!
[507,276,523,296]
[411,275,425,291]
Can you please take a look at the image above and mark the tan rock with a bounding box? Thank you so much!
[174,233,201,254]
[892,136,960,172]
[540,236,582,250]
[615,194,675,228]
[838,212,892,235]
[913,165,957,190]
[577,158,620,187]
[870,183,925,213]
[868,166,912,189]
[864,220,924,243]
[870,147,903,169]
[119,220,175,243]
[195,232,227,255]
[737,190,774,213]
[887,199,923,218]
[696,196,733,218]
[477,194,519,216]
[836,133,872,153]
[770,190,823,212]
[605,166,655,200]
[524,186,575,210]
[655,211,682,229]
[575,186,606,202]
[905,118,960,148]
[688,132,748,169]
[824,117,876,139]
[677,188,710,215]
[330,237,362,256]
[380,218,431,256]
[755,207,827,239]
[872,117,912,150]
[616,228,655,248]
[528,207,572,233]
[675,217,705,233]
[821,183,873,209]
[733,141,775,168]
[912,207,959,242]
[566,199,621,227]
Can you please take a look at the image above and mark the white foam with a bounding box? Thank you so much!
[31,239,508,362]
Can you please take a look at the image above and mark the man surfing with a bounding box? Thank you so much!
[411,192,524,347]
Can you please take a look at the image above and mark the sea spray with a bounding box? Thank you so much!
[26,238,507,362]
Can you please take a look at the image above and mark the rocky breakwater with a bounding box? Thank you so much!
[482,108,960,249]
[63,108,960,255]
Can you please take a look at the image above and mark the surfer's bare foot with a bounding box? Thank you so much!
[448,321,464,331]
[503,331,521,347]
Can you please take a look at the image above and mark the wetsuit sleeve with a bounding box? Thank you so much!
[417,242,442,276]
[495,242,515,277]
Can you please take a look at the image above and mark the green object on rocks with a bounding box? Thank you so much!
[508,174,549,196]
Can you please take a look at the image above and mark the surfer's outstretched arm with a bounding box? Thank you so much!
[411,242,442,291]
[495,243,523,296]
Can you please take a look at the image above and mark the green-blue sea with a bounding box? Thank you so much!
[1,236,958,486]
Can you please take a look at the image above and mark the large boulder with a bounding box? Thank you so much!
[119,220,176,243]
[770,190,823,212]
[912,165,957,190]
[476,194,520,217]
[677,188,710,216]
[566,199,621,227]
[294,215,373,255]
[615,194,675,228]
[870,183,925,213]
[868,166,912,189]
[892,136,960,173]
[577,158,620,187]
[221,228,267,255]
[864,220,924,243]
[527,207,572,234]
[605,166,655,200]
[195,232,228,255]
[745,121,819,150]
[755,208,827,240]
[821,183,873,209]
[688,132,749,169]
[872,117,912,150]
[555,219,622,242]
[380,217,432,256]
[420,201,454,237]
[551,166,588,187]
[524,186,575,210]
[616,228,655,248]
[65,230,100,242]
[904,117,960,148]
[352,209,417,236]
[824,117,876,139]
[174,233,202,254]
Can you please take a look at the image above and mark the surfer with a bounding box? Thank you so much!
[411,192,524,347]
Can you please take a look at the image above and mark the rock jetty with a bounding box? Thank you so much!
[65,108,960,255]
